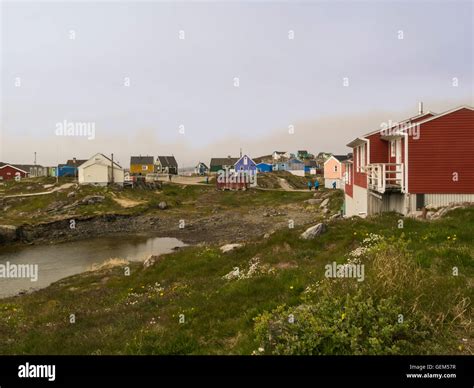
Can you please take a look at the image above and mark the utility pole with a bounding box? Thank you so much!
[34,152,37,165]
[111,153,115,184]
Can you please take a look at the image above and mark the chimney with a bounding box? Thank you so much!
[418,101,423,115]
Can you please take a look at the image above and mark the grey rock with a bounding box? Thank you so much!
[80,195,105,205]
[158,201,167,210]
[300,223,327,240]
[305,198,322,205]
[143,255,160,269]
[320,198,330,208]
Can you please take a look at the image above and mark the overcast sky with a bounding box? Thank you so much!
[1,0,472,167]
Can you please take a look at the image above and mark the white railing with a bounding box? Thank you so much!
[365,163,404,193]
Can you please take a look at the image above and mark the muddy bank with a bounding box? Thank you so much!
[0,210,286,248]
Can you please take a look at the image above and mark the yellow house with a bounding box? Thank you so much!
[130,156,155,175]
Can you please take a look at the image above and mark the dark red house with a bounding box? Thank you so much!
[343,105,474,217]
[0,163,29,181]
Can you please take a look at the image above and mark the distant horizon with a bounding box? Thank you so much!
[1,1,472,167]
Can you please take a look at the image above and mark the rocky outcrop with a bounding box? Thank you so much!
[300,223,327,240]
[143,255,161,269]
[220,243,243,253]
[0,225,19,244]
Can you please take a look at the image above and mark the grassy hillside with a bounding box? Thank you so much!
[0,207,472,355]
[0,181,315,226]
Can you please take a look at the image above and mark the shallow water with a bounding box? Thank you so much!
[0,235,186,298]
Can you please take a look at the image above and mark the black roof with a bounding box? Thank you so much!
[157,156,178,168]
[332,155,351,162]
[130,156,154,165]
[210,157,239,167]
[66,159,87,166]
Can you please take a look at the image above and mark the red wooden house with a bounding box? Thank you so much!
[343,105,474,217]
[0,163,29,181]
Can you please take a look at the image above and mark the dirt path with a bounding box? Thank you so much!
[277,178,308,192]
[168,176,208,186]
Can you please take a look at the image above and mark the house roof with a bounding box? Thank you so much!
[66,159,87,167]
[273,151,287,154]
[0,163,29,173]
[130,156,154,165]
[304,160,318,167]
[288,158,304,164]
[235,154,256,166]
[12,164,45,171]
[346,105,474,148]
[157,156,178,168]
[196,162,208,168]
[210,157,239,167]
[332,155,351,162]
[81,153,122,169]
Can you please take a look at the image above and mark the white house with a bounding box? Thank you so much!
[78,153,124,186]
[272,151,291,161]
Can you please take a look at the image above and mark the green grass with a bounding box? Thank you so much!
[0,206,472,355]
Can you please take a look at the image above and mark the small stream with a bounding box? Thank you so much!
[0,235,186,298]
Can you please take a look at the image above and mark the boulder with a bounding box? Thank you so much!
[143,255,160,269]
[67,191,76,198]
[320,198,330,208]
[305,198,322,205]
[220,243,243,253]
[0,225,18,242]
[330,213,341,220]
[300,223,327,240]
[80,195,105,205]
[158,201,168,210]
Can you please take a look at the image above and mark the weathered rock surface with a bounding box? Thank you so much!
[220,243,243,253]
[300,223,327,240]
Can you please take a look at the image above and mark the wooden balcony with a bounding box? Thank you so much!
[364,163,404,194]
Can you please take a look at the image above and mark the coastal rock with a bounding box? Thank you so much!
[220,243,243,253]
[320,198,330,208]
[143,255,161,269]
[305,198,322,205]
[0,225,18,242]
[80,195,105,205]
[300,223,327,240]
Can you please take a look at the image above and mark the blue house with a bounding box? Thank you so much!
[57,158,87,177]
[234,154,257,174]
[256,162,272,173]
[273,162,289,171]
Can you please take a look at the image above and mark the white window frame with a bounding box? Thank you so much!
[390,140,396,157]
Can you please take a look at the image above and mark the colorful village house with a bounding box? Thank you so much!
[256,162,272,173]
[344,104,474,217]
[324,154,352,189]
[209,157,239,173]
[155,156,178,175]
[287,158,305,176]
[194,162,209,176]
[58,158,87,177]
[130,156,155,176]
[0,163,29,181]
